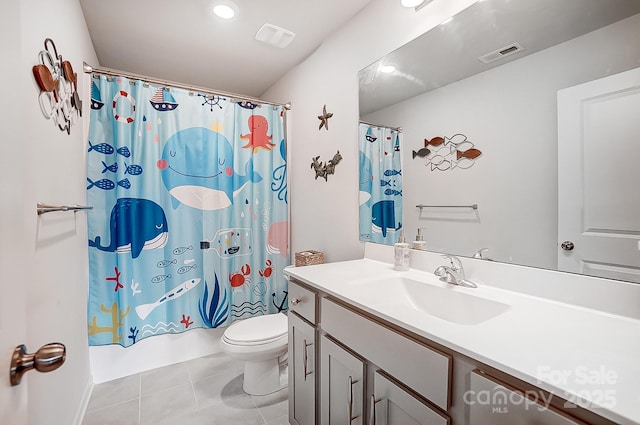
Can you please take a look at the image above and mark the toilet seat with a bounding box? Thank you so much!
[223,313,287,346]
[219,312,289,395]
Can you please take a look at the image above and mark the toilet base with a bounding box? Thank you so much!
[243,357,288,396]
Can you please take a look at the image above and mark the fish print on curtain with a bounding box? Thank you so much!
[86,76,289,347]
[359,123,403,244]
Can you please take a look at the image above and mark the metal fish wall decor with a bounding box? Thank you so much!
[412,133,483,171]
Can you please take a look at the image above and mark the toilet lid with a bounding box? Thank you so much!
[224,313,287,344]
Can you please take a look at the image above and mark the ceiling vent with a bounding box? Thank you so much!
[255,23,296,48]
[478,42,525,64]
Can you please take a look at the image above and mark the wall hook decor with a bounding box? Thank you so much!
[32,38,82,134]
[311,151,343,181]
[413,133,483,171]
[317,104,333,130]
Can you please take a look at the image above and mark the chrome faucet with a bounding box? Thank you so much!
[472,248,492,260]
[434,255,477,288]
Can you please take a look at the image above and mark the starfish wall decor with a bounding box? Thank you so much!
[317,104,333,130]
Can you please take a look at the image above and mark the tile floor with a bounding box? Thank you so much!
[82,352,288,425]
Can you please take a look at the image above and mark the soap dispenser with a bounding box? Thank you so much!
[394,230,410,271]
[412,228,427,250]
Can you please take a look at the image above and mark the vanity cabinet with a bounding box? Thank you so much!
[289,310,316,425]
[371,370,449,425]
[320,298,451,411]
[468,370,587,425]
[287,278,606,425]
[289,279,317,323]
[320,335,366,425]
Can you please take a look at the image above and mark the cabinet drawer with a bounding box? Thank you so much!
[469,370,587,425]
[321,298,451,410]
[289,280,317,323]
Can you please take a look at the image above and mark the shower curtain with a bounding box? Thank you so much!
[86,75,289,347]
[359,123,403,244]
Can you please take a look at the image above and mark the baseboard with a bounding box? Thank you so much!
[73,375,94,425]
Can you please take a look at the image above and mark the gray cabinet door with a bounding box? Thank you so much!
[289,312,316,425]
[320,335,366,425]
[371,371,449,425]
[469,370,586,425]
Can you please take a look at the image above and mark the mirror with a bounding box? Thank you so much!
[359,0,640,283]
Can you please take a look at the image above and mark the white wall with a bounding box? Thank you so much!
[364,13,640,270]
[263,0,478,263]
[17,0,98,423]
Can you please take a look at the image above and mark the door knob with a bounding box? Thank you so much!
[10,343,66,386]
[561,241,575,251]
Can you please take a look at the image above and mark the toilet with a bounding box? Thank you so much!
[220,312,288,395]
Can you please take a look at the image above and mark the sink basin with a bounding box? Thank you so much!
[348,276,510,325]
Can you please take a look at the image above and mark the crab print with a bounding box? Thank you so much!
[230,264,251,288]
[259,259,273,278]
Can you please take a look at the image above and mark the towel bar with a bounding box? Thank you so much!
[37,203,93,215]
[416,204,478,210]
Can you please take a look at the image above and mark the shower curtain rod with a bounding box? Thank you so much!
[83,62,291,110]
[359,120,402,132]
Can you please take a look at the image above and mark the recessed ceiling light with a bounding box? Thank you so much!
[211,1,238,19]
[401,0,425,7]
[380,65,396,73]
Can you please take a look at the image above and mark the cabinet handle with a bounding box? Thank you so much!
[369,394,382,425]
[291,297,301,306]
[369,394,376,425]
[303,339,313,380]
[348,376,360,423]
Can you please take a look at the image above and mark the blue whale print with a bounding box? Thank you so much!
[157,127,262,210]
[371,200,401,238]
[89,198,168,259]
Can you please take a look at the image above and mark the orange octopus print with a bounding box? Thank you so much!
[240,115,275,153]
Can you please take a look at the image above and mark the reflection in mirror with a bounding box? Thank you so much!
[359,0,640,283]
[358,122,403,245]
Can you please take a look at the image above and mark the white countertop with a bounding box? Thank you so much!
[284,258,640,425]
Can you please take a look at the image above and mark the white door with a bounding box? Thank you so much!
[0,0,28,423]
[0,242,28,425]
[558,67,640,283]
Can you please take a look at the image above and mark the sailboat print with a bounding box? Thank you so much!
[91,81,104,110]
[149,88,179,111]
